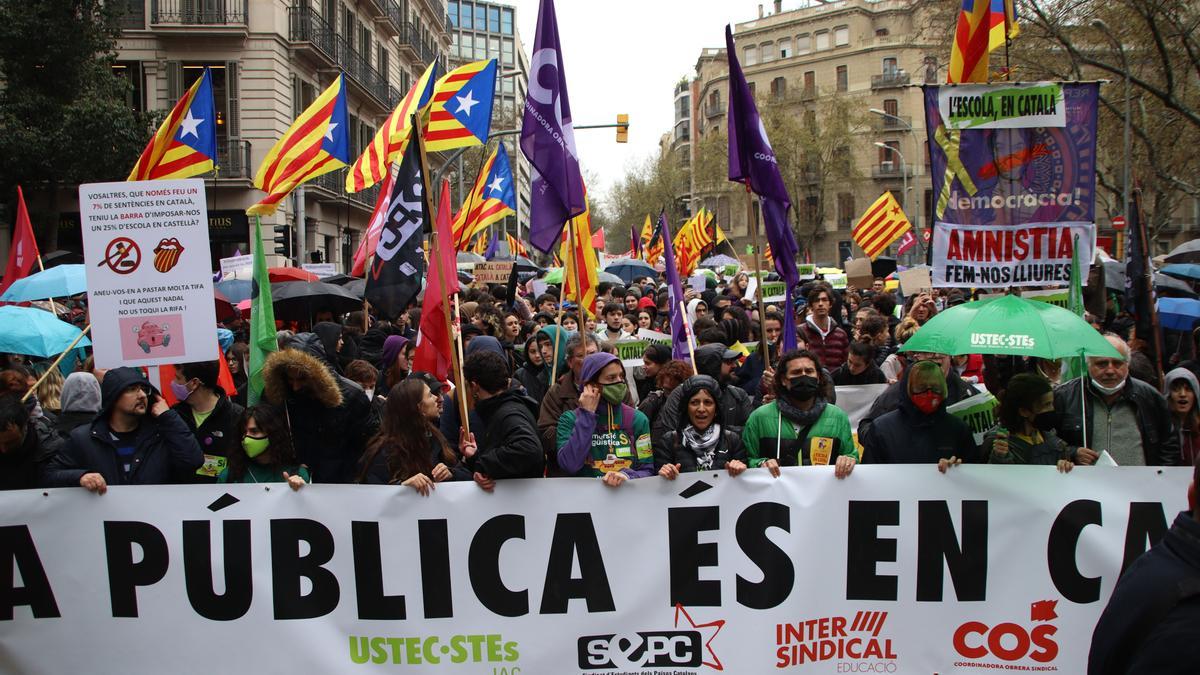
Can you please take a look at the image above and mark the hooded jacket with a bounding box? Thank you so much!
[655,375,746,472]
[261,341,378,483]
[439,337,506,444]
[515,335,548,404]
[0,417,61,490]
[313,322,347,373]
[652,344,753,458]
[555,353,653,479]
[469,387,544,478]
[857,364,979,441]
[860,392,979,464]
[1053,375,1179,466]
[170,392,244,482]
[55,372,101,441]
[44,367,204,487]
[1166,367,1200,466]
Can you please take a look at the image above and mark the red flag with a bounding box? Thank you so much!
[0,186,40,296]
[896,229,917,256]
[350,168,396,277]
[411,179,460,384]
[590,226,605,251]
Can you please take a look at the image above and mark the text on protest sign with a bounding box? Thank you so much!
[933,221,1094,288]
[938,82,1066,130]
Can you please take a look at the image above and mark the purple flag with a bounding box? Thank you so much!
[658,213,694,361]
[483,228,499,260]
[520,0,586,254]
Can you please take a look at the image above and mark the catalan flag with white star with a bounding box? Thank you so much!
[346,63,438,193]
[852,192,912,260]
[247,75,349,216]
[423,59,497,152]
[128,68,217,180]
[451,143,516,251]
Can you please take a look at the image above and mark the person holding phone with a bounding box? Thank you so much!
[44,366,204,493]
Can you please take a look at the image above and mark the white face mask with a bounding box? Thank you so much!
[1090,376,1126,396]
[364,388,374,400]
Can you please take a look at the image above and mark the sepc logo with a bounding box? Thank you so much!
[952,600,1059,665]
[577,604,724,670]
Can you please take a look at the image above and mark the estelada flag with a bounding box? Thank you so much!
[641,215,662,265]
[451,143,516,250]
[128,68,217,181]
[948,0,1008,83]
[424,59,497,152]
[346,62,438,193]
[852,192,912,260]
[0,186,39,297]
[560,191,600,318]
[247,75,349,216]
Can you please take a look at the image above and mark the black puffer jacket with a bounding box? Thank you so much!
[1053,376,1179,466]
[0,418,61,490]
[44,367,203,486]
[468,388,544,479]
[171,393,245,483]
[860,394,980,464]
[652,345,753,457]
[654,375,746,472]
[857,366,979,440]
[262,335,379,483]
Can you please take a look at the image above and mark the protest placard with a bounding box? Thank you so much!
[473,262,514,283]
[80,179,217,368]
[301,263,337,278]
[218,255,252,280]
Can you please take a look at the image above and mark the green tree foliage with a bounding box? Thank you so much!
[0,0,148,245]
[603,148,689,252]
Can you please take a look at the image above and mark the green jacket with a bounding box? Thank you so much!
[742,401,855,468]
[556,404,654,478]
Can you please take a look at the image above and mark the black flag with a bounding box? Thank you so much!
[365,125,428,320]
[1124,190,1160,377]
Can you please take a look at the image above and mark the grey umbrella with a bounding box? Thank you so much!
[1154,272,1198,298]
[1165,239,1200,264]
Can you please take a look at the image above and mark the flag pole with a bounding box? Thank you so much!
[22,324,91,403]
[33,250,59,317]
[413,114,470,436]
[679,300,697,373]
[549,301,565,384]
[744,182,771,347]
[457,141,493,252]
[569,218,588,322]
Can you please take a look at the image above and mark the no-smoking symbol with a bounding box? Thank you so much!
[100,237,140,275]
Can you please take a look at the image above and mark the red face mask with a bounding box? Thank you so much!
[911,391,943,415]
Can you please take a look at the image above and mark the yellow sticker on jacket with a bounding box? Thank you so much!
[635,434,653,460]
[810,437,834,466]
[196,454,227,478]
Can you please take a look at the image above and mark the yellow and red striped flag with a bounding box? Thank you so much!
[852,192,912,260]
[672,209,715,277]
[560,192,600,318]
[247,75,349,216]
[128,68,217,180]
[948,0,1009,83]
[641,215,662,265]
[423,59,497,152]
[451,143,516,250]
[345,63,438,193]
[506,233,529,258]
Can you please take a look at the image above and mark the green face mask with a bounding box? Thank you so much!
[242,436,270,459]
[601,383,627,405]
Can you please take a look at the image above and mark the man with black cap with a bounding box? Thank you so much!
[45,366,203,492]
[652,342,753,457]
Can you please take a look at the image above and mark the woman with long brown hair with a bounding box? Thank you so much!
[218,404,307,490]
[357,378,470,494]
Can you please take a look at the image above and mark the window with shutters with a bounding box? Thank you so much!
[883,98,898,117]
[836,65,848,91]
[796,33,811,55]
[883,57,898,74]
[342,6,354,50]
[743,46,758,66]
[815,31,829,50]
[834,26,849,46]
[378,44,389,85]
[761,41,775,63]
[803,70,815,97]
[778,37,792,58]
[837,193,855,227]
[770,76,786,100]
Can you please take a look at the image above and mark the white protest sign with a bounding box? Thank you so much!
[933,221,1094,289]
[302,263,338,278]
[219,254,252,280]
[689,274,707,292]
[80,179,217,368]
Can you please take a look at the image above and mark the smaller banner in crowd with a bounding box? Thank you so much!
[80,179,218,368]
[933,221,1094,288]
[938,82,1066,130]
[947,390,1000,445]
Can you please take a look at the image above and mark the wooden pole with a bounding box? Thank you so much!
[549,301,566,383]
[679,300,697,374]
[32,253,59,317]
[23,324,90,402]
[744,183,771,345]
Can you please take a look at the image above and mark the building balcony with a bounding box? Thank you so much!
[871,71,910,89]
[289,5,398,109]
[871,164,912,179]
[150,0,247,29]
[705,102,725,119]
[801,86,818,102]
[310,170,381,210]
[215,139,252,179]
[871,115,912,132]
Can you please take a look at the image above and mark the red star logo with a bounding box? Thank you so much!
[675,603,725,670]
[890,206,902,217]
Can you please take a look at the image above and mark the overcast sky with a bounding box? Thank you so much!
[509,0,776,204]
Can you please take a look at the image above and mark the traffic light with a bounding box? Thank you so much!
[616,113,629,143]
[273,224,292,259]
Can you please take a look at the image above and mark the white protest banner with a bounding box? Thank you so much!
[80,179,218,368]
[938,82,1066,130]
[219,254,252,281]
[4,468,1188,674]
[947,390,1001,445]
[933,221,1094,289]
[834,384,890,431]
[302,263,338,278]
[474,262,514,283]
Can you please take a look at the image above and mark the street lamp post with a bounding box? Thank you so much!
[874,142,908,260]
[1092,19,1131,236]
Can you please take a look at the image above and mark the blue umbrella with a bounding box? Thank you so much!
[215,279,253,303]
[1160,264,1200,282]
[0,306,91,357]
[0,264,86,302]
[603,258,658,283]
[1158,297,1200,331]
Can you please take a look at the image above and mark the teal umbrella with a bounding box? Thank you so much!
[0,306,91,357]
[0,264,86,302]
[899,294,1120,359]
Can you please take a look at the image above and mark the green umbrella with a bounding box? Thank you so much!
[543,267,564,284]
[899,294,1121,359]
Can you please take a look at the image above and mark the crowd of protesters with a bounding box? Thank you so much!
[1,266,1197,496]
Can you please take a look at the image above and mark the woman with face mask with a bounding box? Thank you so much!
[860,359,979,470]
[556,352,653,488]
[218,404,307,490]
[656,375,747,479]
[1165,368,1200,466]
[985,373,1073,471]
[742,350,857,479]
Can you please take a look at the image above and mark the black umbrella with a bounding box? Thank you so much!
[270,281,363,321]
[319,273,356,286]
[41,250,84,268]
[871,256,897,278]
[1165,240,1200,265]
[343,279,366,298]
[1154,272,1198,298]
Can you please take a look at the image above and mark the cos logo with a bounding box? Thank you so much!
[577,631,702,669]
[952,621,1058,663]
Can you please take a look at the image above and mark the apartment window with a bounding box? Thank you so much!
[323,0,336,27]
[175,62,238,142]
[883,57,898,74]
[748,81,756,97]
[677,95,690,119]
[708,90,720,112]
[474,4,485,31]
[501,38,514,66]
[778,37,791,58]
[834,26,849,46]
[803,70,815,93]
[112,61,146,114]
[804,109,816,130]
[342,6,354,49]
[883,98,898,117]
[501,8,513,34]
[449,1,458,26]
[450,32,459,57]
[743,45,758,66]
[876,28,889,37]
[500,76,514,94]
[360,25,372,60]
[460,34,473,60]
[770,76,787,99]
[815,30,829,50]
[475,34,486,59]
[377,44,389,83]
[836,65,848,91]
[460,1,472,28]
[761,41,775,62]
[796,33,810,54]
[878,140,900,167]
[837,193,855,227]
[489,36,500,58]
[488,6,500,32]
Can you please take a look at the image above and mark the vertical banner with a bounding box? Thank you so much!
[924,82,1099,287]
[80,179,217,368]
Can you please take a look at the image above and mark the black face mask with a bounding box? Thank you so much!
[1032,410,1060,432]
[786,376,820,402]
